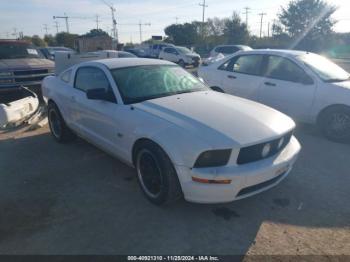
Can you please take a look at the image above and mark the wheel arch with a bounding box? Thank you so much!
[316,104,350,125]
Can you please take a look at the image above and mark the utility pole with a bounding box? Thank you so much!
[53,14,69,33]
[267,22,270,38]
[199,0,208,36]
[243,7,251,27]
[138,21,151,43]
[175,17,179,24]
[43,24,49,35]
[54,21,60,34]
[12,28,18,39]
[258,12,267,38]
[95,14,100,30]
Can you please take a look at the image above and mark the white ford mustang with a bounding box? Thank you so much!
[42,58,301,205]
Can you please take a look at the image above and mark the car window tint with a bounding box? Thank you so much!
[266,56,309,83]
[60,69,72,83]
[75,67,110,92]
[227,55,263,75]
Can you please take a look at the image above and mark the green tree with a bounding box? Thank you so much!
[164,23,200,46]
[30,35,47,47]
[44,34,57,46]
[223,12,249,45]
[279,0,337,51]
[81,29,110,38]
[56,32,78,49]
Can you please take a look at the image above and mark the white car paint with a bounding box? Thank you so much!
[159,46,201,67]
[198,49,350,124]
[42,58,301,204]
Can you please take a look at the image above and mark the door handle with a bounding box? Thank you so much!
[264,82,276,86]
[227,75,237,79]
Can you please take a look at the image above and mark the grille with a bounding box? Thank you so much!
[15,75,46,83]
[237,131,293,165]
[236,172,286,197]
[13,69,49,76]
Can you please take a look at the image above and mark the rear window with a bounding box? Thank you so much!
[0,42,43,59]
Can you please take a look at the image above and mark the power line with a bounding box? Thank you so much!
[258,12,267,38]
[53,14,69,33]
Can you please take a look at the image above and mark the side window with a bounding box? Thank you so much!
[74,67,110,92]
[215,46,224,53]
[60,69,72,83]
[164,48,170,53]
[265,56,313,83]
[220,55,263,76]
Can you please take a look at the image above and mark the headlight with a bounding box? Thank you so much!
[193,149,232,168]
[0,71,13,77]
[261,143,271,158]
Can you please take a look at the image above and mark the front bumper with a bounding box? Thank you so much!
[175,136,301,204]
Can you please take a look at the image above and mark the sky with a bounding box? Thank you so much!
[0,0,349,43]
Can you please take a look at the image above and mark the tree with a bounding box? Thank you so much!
[164,23,200,46]
[223,12,249,45]
[44,34,57,46]
[81,29,110,38]
[279,0,337,51]
[56,32,78,49]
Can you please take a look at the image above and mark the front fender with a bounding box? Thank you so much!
[149,125,213,167]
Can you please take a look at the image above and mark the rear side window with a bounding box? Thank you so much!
[265,56,311,83]
[216,46,238,54]
[75,67,110,92]
[60,69,72,83]
[220,55,264,76]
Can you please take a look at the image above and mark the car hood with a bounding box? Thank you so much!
[135,91,295,148]
[0,58,54,71]
[331,80,350,90]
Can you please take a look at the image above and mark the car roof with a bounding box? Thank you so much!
[86,58,175,69]
[237,49,310,57]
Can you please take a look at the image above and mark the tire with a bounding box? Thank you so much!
[210,86,225,93]
[135,141,183,205]
[318,105,350,143]
[178,60,185,68]
[48,102,76,143]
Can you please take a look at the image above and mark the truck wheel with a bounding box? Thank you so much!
[178,60,185,68]
[318,105,350,143]
[135,141,183,205]
[48,102,76,143]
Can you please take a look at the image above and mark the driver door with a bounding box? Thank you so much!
[73,66,122,155]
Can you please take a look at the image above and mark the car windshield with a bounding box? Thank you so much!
[110,65,208,104]
[0,42,43,59]
[298,53,350,82]
[176,47,192,55]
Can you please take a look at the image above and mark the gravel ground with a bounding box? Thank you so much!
[0,122,349,256]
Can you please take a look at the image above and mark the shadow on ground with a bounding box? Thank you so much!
[0,124,349,255]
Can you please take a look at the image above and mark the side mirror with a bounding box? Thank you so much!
[86,88,116,103]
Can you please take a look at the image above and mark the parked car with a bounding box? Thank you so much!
[40,46,74,60]
[42,58,300,205]
[209,45,252,57]
[0,40,54,93]
[159,46,201,67]
[198,49,350,143]
[124,48,147,58]
[148,43,175,58]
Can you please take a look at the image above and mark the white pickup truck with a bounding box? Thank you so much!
[42,55,300,205]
